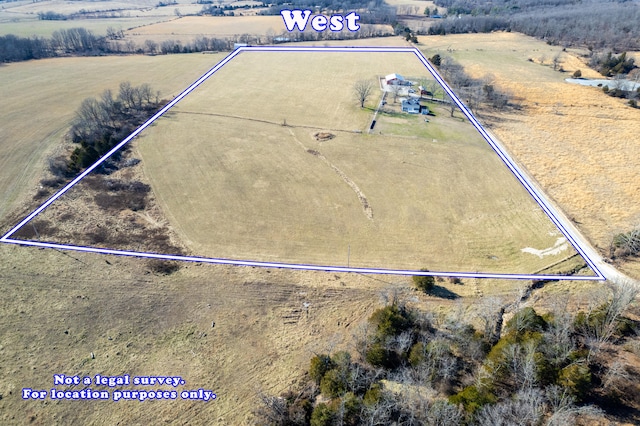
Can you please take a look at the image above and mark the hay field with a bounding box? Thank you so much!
[0,0,198,37]
[418,32,640,269]
[123,15,283,46]
[127,16,284,38]
[386,0,439,15]
[0,16,173,37]
[0,53,225,226]
[0,0,206,17]
[123,16,393,45]
[119,50,586,274]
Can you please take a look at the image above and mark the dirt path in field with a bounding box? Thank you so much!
[174,110,360,134]
[287,129,374,221]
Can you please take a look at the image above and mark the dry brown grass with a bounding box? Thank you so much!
[0,33,631,425]
[127,15,284,39]
[122,16,394,46]
[119,49,586,275]
[0,16,174,37]
[419,32,640,274]
[1,235,548,424]
[0,53,226,227]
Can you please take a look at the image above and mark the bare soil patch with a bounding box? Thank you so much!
[314,132,335,141]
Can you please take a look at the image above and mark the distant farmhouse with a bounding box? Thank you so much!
[401,98,430,115]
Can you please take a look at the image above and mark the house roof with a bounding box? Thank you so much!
[385,73,405,82]
[402,98,421,106]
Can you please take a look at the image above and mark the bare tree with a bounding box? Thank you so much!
[424,400,463,426]
[552,53,563,71]
[144,39,158,54]
[542,297,575,368]
[475,388,545,426]
[446,93,457,117]
[354,79,374,108]
[602,359,631,392]
[578,278,638,355]
[546,385,603,426]
[254,392,288,425]
[389,83,401,103]
[426,80,443,101]
[612,228,640,257]
[476,296,505,345]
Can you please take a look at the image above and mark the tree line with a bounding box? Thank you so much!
[431,54,515,114]
[0,28,236,63]
[255,279,639,425]
[48,82,164,176]
[0,25,395,64]
[257,0,397,25]
[428,0,640,52]
[0,28,107,62]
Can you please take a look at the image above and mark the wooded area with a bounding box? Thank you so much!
[429,0,640,51]
[256,280,640,425]
[0,29,233,63]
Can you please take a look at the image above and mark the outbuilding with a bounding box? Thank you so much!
[385,73,405,85]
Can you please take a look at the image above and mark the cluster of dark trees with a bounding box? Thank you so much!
[611,228,640,259]
[0,28,236,63]
[37,11,69,21]
[587,52,640,106]
[430,54,515,113]
[427,15,509,35]
[590,51,636,77]
[199,3,263,16]
[427,0,640,51]
[257,0,397,24]
[59,82,163,175]
[255,280,639,425]
[0,28,109,62]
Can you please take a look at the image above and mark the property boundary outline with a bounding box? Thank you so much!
[0,46,605,281]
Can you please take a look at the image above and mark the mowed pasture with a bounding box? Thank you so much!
[126,50,585,274]
[0,53,226,226]
[417,32,640,276]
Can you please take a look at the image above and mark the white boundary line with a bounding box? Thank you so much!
[0,46,604,280]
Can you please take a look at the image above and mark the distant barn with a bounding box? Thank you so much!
[385,73,405,85]
[418,85,434,97]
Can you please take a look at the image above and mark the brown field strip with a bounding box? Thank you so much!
[418,32,639,272]
[107,49,586,274]
[0,53,226,225]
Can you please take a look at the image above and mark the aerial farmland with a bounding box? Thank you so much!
[0,0,639,423]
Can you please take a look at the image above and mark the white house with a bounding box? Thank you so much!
[401,98,430,115]
[401,98,421,113]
